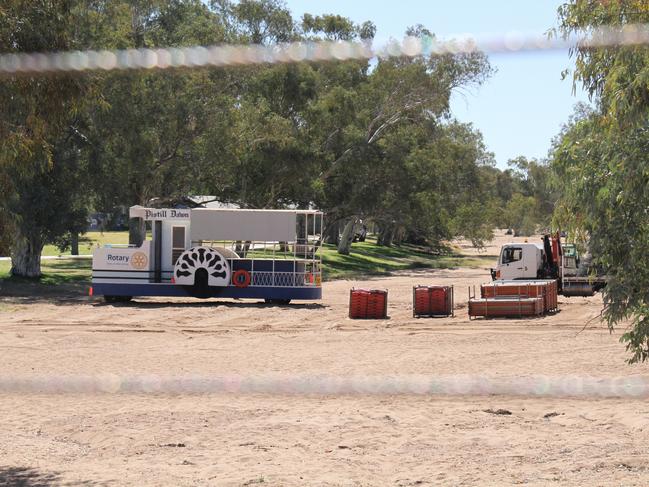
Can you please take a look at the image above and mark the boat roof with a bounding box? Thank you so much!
[129,206,321,220]
[129,206,322,241]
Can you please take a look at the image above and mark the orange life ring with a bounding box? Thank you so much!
[232,269,251,288]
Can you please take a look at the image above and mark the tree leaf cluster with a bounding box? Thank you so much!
[555,0,649,362]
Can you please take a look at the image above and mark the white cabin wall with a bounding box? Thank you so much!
[160,219,190,272]
[190,209,297,242]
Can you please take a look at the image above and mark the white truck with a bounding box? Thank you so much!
[491,233,606,297]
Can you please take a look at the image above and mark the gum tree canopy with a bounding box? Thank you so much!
[1,1,552,279]
[555,0,649,362]
[0,0,91,277]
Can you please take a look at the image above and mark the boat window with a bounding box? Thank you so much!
[502,247,523,264]
[172,226,186,264]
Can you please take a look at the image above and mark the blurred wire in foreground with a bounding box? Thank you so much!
[1,24,649,76]
[1,373,647,398]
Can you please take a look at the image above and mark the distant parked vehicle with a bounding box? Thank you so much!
[353,222,367,242]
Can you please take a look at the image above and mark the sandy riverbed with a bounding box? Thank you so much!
[0,232,647,486]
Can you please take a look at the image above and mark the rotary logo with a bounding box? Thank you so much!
[130,252,148,270]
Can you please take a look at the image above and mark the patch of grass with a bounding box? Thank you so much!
[41,231,130,257]
[37,259,91,285]
[0,258,91,297]
[0,258,91,282]
[320,239,491,281]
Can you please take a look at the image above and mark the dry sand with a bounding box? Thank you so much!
[0,232,648,486]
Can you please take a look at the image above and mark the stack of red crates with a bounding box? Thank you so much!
[413,285,453,317]
[349,288,388,319]
[480,280,558,313]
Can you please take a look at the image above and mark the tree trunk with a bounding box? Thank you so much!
[0,213,12,257]
[393,226,404,247]
[324,220,340,245]
[377,225,386,246]
[129,217,145,246]
[337,217,357,255]
[235,240,252,257]
[377,224,395,247]
[71,232,79,255]
[385,227,395,247]
[10,228,43,278]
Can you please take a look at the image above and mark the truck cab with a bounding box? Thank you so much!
[561,243,579,277]
[492,234,606,296]
[495,242,544,280]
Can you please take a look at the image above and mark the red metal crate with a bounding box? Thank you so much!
[349,288,388,319]
[413,285,453,317]
[481,280,558,313]
[469,296,544,318]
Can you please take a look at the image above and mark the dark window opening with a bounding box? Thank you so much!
[172,226,186,264]
[502,247,523,264]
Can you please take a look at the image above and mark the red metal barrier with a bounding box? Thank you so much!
[413,285,454,317]
[349,288,388,319]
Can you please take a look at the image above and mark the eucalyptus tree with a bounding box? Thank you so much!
[0,0,93,276]
[555,0,649,362]
[307,27,494,252]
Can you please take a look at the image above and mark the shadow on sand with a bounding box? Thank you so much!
[0,466,99,487]
[93,299,326,310]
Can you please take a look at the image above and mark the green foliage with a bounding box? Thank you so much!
[472,152,558,239]
[301,13,373,41]
[553,104,649,362]
[503,194,538,237]
[451,204,494,247]
[0,0,87,172]
[307,45,495,249]
[489,156,559,236]
[507,156,559,228]
[6,124,92,273]
[80,1,498,252]
[215,0,294,44]
[1,0,540,278]
[557,0,649,122]
[0,0,99,276]
[555,0,649,362]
